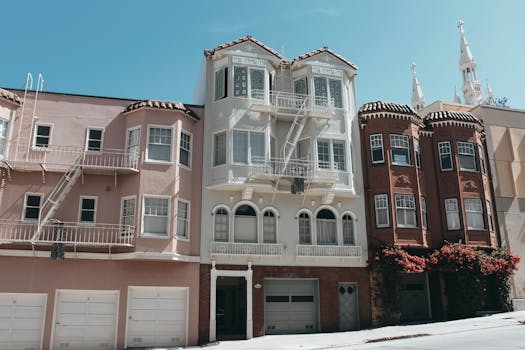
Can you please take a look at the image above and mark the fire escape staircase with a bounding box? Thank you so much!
[31,156,83,242]
[281,97,308,171]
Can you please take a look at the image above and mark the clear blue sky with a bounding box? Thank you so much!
[1,0,524,109]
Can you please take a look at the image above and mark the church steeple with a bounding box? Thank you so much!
[454,86,461,104]
[458,20,482,105]
[411,63,425,112]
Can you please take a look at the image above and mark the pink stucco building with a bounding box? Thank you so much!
[0,87,203,349]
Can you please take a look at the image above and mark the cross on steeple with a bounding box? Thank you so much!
[457,19,464,31]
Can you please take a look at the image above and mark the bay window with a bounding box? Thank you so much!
[0,119,8,157]
[317,139,346,170]
[233,130,265,164]
[445,198,461,230]
[314,77,343,108]
[395,193,417,228]
[233,66,265,99]
[457,141,476,171]
[438,141,453,171]
[390,134,411,166]
[147,126,172,162]
[465,198,484,230]
[370,134,384,164]
[143,196,169,236]
[374,194,389,228]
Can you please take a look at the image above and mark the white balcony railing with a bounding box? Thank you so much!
[12,145,140,171]
[251,89,336,113]
[249,157,340,182]
[0,220,135,247]
[296,244,361,258]
[211,241,283,256]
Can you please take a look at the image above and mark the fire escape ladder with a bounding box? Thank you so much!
[281,98,308,172]
[32,155,84,241]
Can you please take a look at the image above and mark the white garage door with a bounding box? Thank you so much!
[264,279,318,334]
[52,290,119,350]
[126,286,188,348]
[0,293,47,350]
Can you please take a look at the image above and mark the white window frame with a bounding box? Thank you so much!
[445,198,461,230]
[316,138,347,171]
[421,196,428,230]
[438,141,453,171]
[120,195,136,235]
[141,195,171,238]
[213,206,230,242]
[85,127,104,152]
[370,133,385,164]
[390,134,411,166]
[341,212,355,246]
[33,123,53,149]
[298,210,312,245]
[179,129,192,169]
[457,141,477,171]
[78,196,97,224]
[0,118,10,158]
[374,194,390,228]
[176,199,190,240]
[464,198,485,230]
[212,130,227,167]
[214,66,228,101]
[232,129,266,165]
[313,76,343,108]
[146,125,173,163]
[486,200,494,232]
[233,65,266,100]
[414,138,421,168]
[395,193,417,228]
[22,192,43,221]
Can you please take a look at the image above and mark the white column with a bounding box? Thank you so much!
[246,261,253,339]
[209,260,217,342]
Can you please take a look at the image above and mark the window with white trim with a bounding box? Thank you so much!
[79,197,97,223]
[213,132,226,166]
[232,130,265,164]
[317,139,346,170]
[0,119,9,156]
[147,127,172,162]
[465,198,484,230]
[233,66,265,99]
[390,134,410,165]
[370,134,384,164]
[421,196,428,230]
[143,197,169,236]
[374,194,389,228]
[214,208,229,242]
[445,198,461,230]
[298,212,311,244]
[316,209,336,245]
[215,67,228,101]
[179,131,191,168]
[263,210,276,243]
[438,141,453,171]
[457,141,476,171]
[486,200,494,232]
[176,200,189,238]
[23,193,41,220]
[121,197,136,235]
[314,77,343,108]
[234,204,257,243]
[86,128,103,152]
[414,138,421,168]
[342,214,355,245]
[395,193,417,228]
[34,124,51,148]
[478,144,486,174]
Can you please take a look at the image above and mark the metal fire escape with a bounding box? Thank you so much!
[281,97,308,170]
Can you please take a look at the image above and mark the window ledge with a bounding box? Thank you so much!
[178,164,192,171]
[140,234,171,239]
[175,235,189,241]
[144,160,173,165]
[460,168,478,173]
[391,163,413,167]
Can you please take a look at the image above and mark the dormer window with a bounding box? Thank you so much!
[234,66,265,100]
[314,77,343,108]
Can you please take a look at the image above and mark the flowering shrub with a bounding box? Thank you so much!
[427,242,482,273]
[373,245,426,273]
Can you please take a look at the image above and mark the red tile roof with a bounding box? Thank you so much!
[123,100,199,119]
[0,88,22,106]
[358,101,417,116]
[293,47,358,70]
[204,35,285,60]
[424,110,482,126]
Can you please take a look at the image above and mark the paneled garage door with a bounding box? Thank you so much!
[126,286,188,348]
[264,279,318,334]
[52,290,119,350]
[0,293,47,350]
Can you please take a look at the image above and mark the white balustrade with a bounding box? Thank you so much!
[251,89,335,112]
[296,244,361,258]
[249,157,339,182]
[211,242,283,256]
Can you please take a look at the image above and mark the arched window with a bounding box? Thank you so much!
[263,210,276,243]
[214,208,229,241]
[316,209,336,245]
[298,212,311,244]
[342,214,355,245]
[235,204,257,243]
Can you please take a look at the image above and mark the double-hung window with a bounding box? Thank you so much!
[79,196,97,223]
[395,193,417,228]
[313,77,343,108]
[390,134,410,165]
[465,198,484,230]
[370,134,384,164]
[34,124,51,148]
[421,196,428,230]
[0,119,9,157]
[213,131,226,166]
[374,194,389,228]
[214,208,229,241]
[215,67,228,101]
[486,200,494,232]
[298,212,311,244]
[23,193,42,221]
[317,139,346,170]
[478,144,486,174]
[179,131,191,168]
[143,197,169,236]
[457,141,476,171]
[147,127,172,162]
[232,130,265,164]
[86,128,103,152]
[414,138,421,168]
[438,141,453,171]
[176,200,189,238]
[445,198,461,230]
[233,66,265,100]
[121,196,136,235]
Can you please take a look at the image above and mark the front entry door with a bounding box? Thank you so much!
[338,282,358,331]
[216,277,246,339]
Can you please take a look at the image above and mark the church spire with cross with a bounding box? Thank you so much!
[411,63,425,112]
[458,20,482,105]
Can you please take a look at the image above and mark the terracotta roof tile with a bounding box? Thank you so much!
[124,100,199,119]
[358,101,418,116]
[0,88,21,106]
[293,47,358,70]
[204,35,285,60]
[424,110,482,126]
